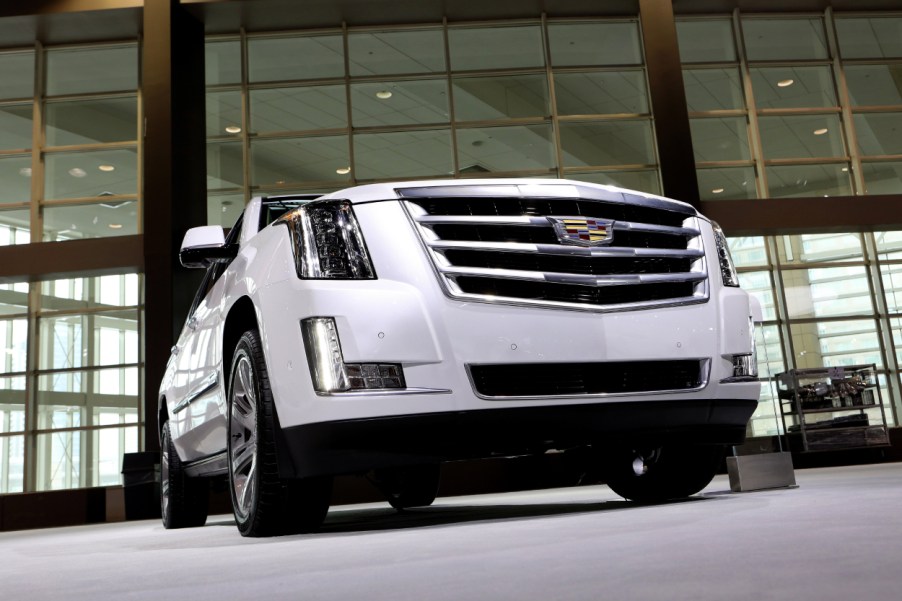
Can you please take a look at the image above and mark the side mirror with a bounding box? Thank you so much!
[179,226,236,268]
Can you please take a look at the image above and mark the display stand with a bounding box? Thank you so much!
[776,364,890,452]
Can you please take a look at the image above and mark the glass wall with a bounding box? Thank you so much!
[0,42,140,247]
[204,19,660,224]
[677,13,902,201]
[730,232,902,437]
[0,40,142,493]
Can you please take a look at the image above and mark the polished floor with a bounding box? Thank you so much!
[2,463,901,600]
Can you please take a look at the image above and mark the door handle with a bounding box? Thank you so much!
[188,317,198,331]
[171,345,179,356]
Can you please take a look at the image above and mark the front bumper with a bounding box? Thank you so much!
[276,398,758,478]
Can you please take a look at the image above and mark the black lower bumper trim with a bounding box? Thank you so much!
[276,399,757,478]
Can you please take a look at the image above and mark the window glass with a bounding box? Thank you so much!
[38,309,139,370]
[43,202,138,241]
[453,75,548,121]
[208,192,245,227]
[559,120,655,167]
[781,232,864,264]
[349,30,445,75]
[44,148,138,200]
[548,22,642,66]
[854,113,902,156]
[353,130,452,180]
[783,266,871,319]
[248,35,344,82]
[0,434,25,493]
[207,142,243,190]
[758,114,845,160]
[697,167,757,200]
[766,164,851,198]
[554,71,648,115]
[46,45,137,95]
[351,80,447,127]
[881,263,902,313]
[844,65,902,107]
[836,17,902,59]
[690,117,750,162]
[0,319,27,372]
[45,97,137,147]
[875,230,902,261]
[727,236,768,268]
[205,39,241,86]
[0,155,33,204]
[0,209,30,246]
[751,66,836,109]
[676,19,736,63]
[564,170,660,195]
[449,26,544,71]
[738,270,777,321]
[0,51,34,100]
[206,91,243,138]
[35,430,84,490]
[0,104,33,150]
[791,319,882,369]
[457,125,555,172]
[251,86,347,133]
[861,162,902,195]
[251,136,351,186]
[40,274,140,310]
[742,18,828,61]
[682,68,744,112]
[756,325,785,380]
[0,389,25,431]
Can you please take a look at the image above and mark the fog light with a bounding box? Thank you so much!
[346,363,405,390]
[301,317,406,393]
[731,354,757,379]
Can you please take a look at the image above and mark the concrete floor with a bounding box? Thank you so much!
[2,463,901,601]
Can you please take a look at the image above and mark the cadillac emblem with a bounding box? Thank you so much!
[547,216,615,246]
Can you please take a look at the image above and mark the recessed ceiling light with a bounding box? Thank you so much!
[777,79,794,88]
[68,168,87,178]
[108,223,123,229]
[375,90,393,99]
[225,125,242,134]
[18,167,32,177]
[711,188,725,194]
[98,165,115,172]
[336,166,351,175]
[813,128,829,135]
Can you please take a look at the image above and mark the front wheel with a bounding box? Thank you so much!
[603,444,725,503]
[228,329,331,537]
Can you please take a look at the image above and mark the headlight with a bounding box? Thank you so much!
[277,200,375,279]
[711,221,739,287]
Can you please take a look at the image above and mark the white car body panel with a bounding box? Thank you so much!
[160,179,760,469]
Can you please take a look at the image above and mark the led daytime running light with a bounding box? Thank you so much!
[711,222,739,287]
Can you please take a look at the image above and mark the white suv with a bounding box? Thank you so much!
[159,179,761,537]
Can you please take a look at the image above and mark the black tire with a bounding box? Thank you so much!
[160,421,209,528]
[373,464,441,510]
[603,444,725,503]
[227,329,332,537]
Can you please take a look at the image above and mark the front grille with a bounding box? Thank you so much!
[469,360,709,398]
[401,183,708,311]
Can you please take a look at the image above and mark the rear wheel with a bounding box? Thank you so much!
[160,421,208,528]
[228,329,331,537]
[373,464,441,510]
[604,444,725,503]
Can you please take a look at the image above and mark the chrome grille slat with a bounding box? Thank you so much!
[440,266,707,287]
[402,190,709,311]
[427,239,705,259]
